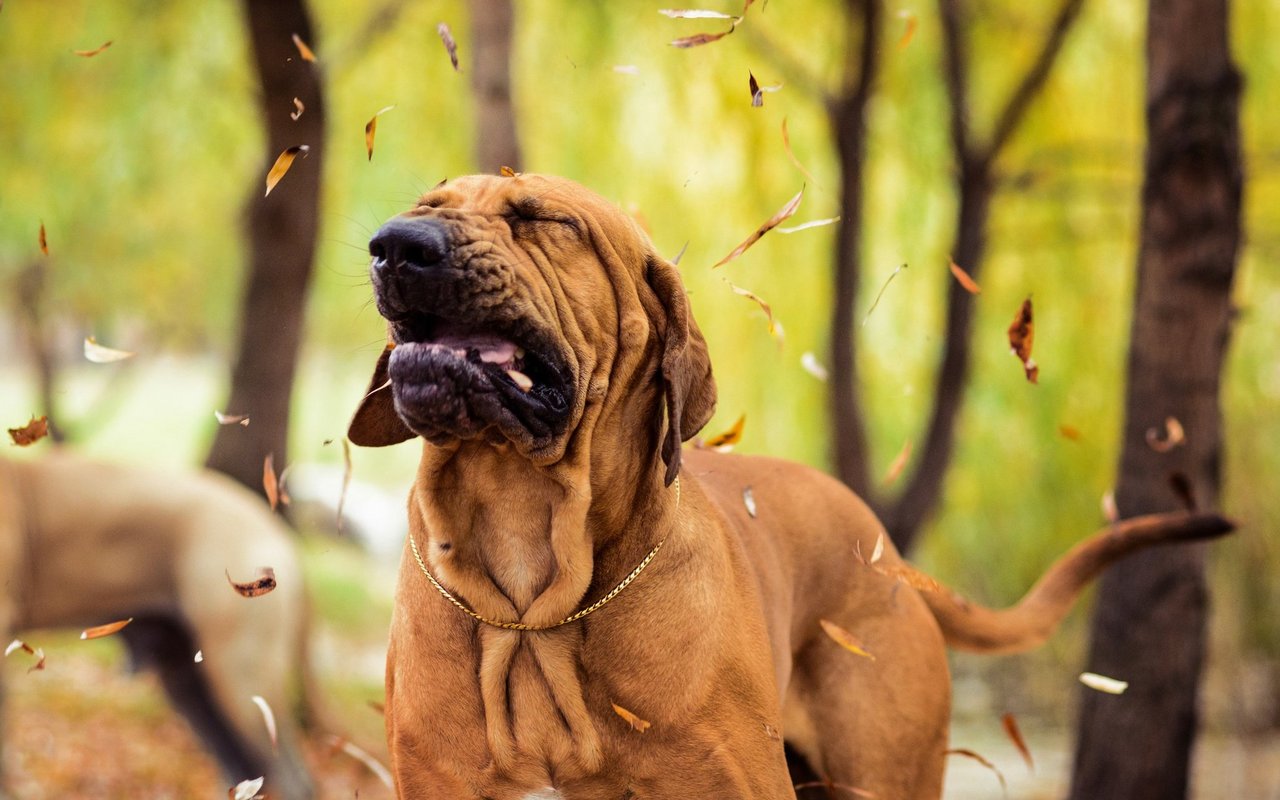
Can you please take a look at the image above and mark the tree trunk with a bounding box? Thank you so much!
[206,0,326,495]
[467,0,522,173]
[1070,0,1242,795]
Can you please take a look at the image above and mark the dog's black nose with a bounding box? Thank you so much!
[369,217,449,273]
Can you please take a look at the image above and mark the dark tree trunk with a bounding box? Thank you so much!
[1070,0,1242,795]
[206,0,326,495]
[467,0,522,173]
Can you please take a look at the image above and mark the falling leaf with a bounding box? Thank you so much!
[726,281,782,342]
[714,187,804,268]
[800,352,829,382]
[705,414,746,449]
[73,40,113,57]
[28,648,46,673]
[613,64,640,75]
[229,777,264,800]
[5,638,45,672]
[1079,672,1128,695]
[251,695,278,751]
[749,71,763,107]
[227,567,278,598]
[367,699,386,715]
[1101,490,1119,523]
[263,453,280,510]
[84,336,135,363]
[214,411,250,426]
[611,702,652,733]
[872,563,952,597]
[671,240,690,266]
[1168,471,1197,511]
[499,165,519,177]
[945,749,1007,794]
[659,8,737,18]
[291,33,316,62]
[329,735,395,788]
[290,97,304,121]
[364,105,396,161]
[896,10,918,50]
[670,22,739,48]
[1145,416,1185,452]
[949,258,981,294]
[862,264,907,327]
[1007,297,1039,383]
[336,438,353,532]
[869,532,885,564]
[81,617,133,640]
[742,486,757,518]
[264,144,309,197]
[781,118,817,185]
[194,650,204,663]
[437,23,459,71]
[1001,712,1035,773]
[1059,424,1082,441]
[777,217,840,234]
[38,222,48,255]
[820,619,876,661]
[882,439,912,486]
[5,639,31,657]
[8,415,49,447]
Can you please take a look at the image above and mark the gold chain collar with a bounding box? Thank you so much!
[409,476,680,632]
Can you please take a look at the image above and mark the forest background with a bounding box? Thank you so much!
[0,0,1276,796]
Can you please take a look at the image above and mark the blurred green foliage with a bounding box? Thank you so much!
[0,0,1276,667]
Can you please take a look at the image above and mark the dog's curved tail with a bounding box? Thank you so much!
[906,511,1235,655]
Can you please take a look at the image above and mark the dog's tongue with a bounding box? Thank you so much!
[433,330,518,365]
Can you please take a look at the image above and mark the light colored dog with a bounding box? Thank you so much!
[0,453,313,799]
[349,173,1233,799]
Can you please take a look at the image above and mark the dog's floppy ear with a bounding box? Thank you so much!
[348,344,415,447]
[647,256,716,486]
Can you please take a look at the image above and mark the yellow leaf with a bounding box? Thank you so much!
[704,414,745,449]
[81,618,133,640]
[264,145,310,197]
[611,702,652,732]
[364,105,396,161]
[84,336,135,363]
[291,33,316,62]
[949,258,981,294]
[819,619,876,661]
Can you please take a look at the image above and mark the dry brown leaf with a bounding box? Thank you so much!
[714,187,804,268]
[229,777,264,800]
[364,105,395,161]
[73,40,113,57]
[949,259,981,294]
[1059,424,1082,441]
[214,410,250,426]
[329,735,394,788]
[872,563,952,598]
[819,619,876,661]
[291,33,316,62]
[499,165,519,177]
[897,10,919,50]
[336,438,353,533]
[1079,672,1128,694]
[1001,712,1035,773]
[882,439,912,486]
[611,702,652,733]
[945,748,1007,795]
[777,217,840,234]
[264,144,309,197]
[743,486,757,518]
[251,695,278,752]
[1145,416,1185,452]
[290,97,304,121]
[705,414,746,449]
[6,638,46,672]
[437,23,460,71]
[800,352,829,382]
[1168,471,1197,511]
[227,567,278,598]
[81,618,133,640]
[38,222,48,255]
[781,118,817,185]
[263,453,280,510]
[726,281,782,343]
[749,71,763,107]
[84,336,135,363]
[659,8,737,18]
[8,415,49,447]
[670,22,739,48]
[1007,297,1039,383]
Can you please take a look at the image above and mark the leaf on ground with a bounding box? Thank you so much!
[437,23,460,71]
[84,336,135,363]
[364,105,396,161]
[1001,712,1035,773]
[214,411,250,426]
[1145,416,1185,452]
[882,439,912,486]
[819,619,876,661]
[264,145,310,197]
[743,486,757,518]
[81,618,133,640]
[945,748,1007,795]
[8,415,49,447]
[329,735,394,788]
[229,777,264,800]
[897,10,918,50]
[949,258,981,293]
[251,695,278,751]
[1007,297,1038,383]
[38,222,48,255]
[704,414,745,450]
[611,702,652,733]
[291,33,316,62]
[714,188,804,268]
[781,118,816,185]
[290,97,304,121]
[263,453,280,510]
[777,217,839,234]
[226,567,277,598]
[73,40,113,57]
[726,281,782,343]
[800,352,829,382]
[1079,672,1128,694]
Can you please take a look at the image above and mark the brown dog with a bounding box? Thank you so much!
[0,453,313,799]
[349,174,1233,799]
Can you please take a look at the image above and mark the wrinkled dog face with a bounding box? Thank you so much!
[364,175,607,457]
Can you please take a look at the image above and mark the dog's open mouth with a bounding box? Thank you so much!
[386,313,572,448]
